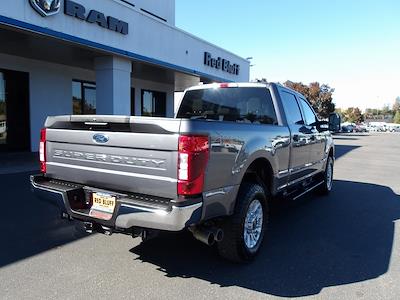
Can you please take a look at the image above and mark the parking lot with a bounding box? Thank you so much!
[1,133,399,299]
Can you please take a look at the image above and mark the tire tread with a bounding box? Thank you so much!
[217,183,268,263]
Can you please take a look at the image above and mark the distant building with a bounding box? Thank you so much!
[364,116,393,124]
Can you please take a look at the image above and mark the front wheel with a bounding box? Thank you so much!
[217,183,268,263]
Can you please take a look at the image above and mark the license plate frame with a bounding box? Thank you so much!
[90,192,116,217]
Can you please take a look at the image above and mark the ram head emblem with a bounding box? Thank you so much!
[29,0,61,17]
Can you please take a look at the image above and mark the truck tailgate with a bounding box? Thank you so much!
[44,116,181,199]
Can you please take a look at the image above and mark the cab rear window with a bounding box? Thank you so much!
[177,87,278,125]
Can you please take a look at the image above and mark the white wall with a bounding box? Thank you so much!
[129,0,175,25]
[174,92,184,115]
[0,0,249,82]
[0,53,95,151]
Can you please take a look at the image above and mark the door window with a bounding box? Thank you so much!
[299,98,317,125]
[72,80,96,115]
[0,69,30,151]
[280,91,303,125]
[141,90,166,117]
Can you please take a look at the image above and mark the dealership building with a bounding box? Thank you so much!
[0,0,249,152]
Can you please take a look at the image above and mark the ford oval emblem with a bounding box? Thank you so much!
[93,133,109,144]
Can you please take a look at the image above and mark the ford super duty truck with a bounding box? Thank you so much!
[31,82,335,262]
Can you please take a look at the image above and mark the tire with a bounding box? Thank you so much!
[318,156,334,195]
[217,183,268,263]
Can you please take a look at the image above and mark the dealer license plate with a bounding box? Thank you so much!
[91,192,116,214]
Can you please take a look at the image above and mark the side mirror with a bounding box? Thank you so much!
[329,113,341,132]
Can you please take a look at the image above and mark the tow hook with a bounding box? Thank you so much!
[101,226,113,236]
[190,226,224,246]
[131,228,159,242]
[84,222,93,234]
[61,212,73,221]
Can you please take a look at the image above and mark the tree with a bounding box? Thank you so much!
[342,107,364,123]
[284,81,335,118]
[393,97,400,112]
[381,104,392,116]
[394,111,400,124]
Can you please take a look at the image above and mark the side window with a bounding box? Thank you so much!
[236,89,277,125]
[280,91,303,125]
[299,98,317,125]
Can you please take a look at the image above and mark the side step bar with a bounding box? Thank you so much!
[292,181,324,201]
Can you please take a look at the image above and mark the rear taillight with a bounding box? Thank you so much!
[177,135,209,196]
[39,128,46,173]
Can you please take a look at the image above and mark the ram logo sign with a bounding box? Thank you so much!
[29,0,129,35]
[29,0,61,17]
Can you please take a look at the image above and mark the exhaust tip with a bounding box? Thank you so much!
[207,233,215,246]
[214,229,224,243]
[190,226,223,246]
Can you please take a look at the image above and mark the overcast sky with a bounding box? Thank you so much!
[176,0,400,110]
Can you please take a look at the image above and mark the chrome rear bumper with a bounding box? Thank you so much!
[30,175,202,232]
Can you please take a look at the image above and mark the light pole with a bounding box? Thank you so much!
[246,57,255,67]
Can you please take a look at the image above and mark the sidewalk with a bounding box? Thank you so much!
[0,152,39,174]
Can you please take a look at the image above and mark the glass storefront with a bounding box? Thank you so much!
[0,69,30,152]
[72,80,96,115]
[141,89,166,117]
[0,72,6,145]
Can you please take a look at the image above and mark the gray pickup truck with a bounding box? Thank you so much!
[31,82,334,262]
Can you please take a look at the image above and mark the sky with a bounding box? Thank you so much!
[175,0,400,110]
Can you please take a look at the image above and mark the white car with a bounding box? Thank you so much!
[389,126,400,132]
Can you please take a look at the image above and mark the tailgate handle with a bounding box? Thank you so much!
[84,122,109,126]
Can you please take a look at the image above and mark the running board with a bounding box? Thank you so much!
[292,181,324,201]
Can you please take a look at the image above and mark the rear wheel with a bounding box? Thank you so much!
[217,183,268,263]
[318,156,334,195]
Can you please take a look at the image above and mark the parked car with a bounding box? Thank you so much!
[341,124,355,133]
[366,126,377,132]
[354,125,368,133]
[389,126,400,132]
[31,82,335,262]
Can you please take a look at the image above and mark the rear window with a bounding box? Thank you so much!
[177,87,278,125]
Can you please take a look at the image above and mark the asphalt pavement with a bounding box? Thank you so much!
[1,133,399,299]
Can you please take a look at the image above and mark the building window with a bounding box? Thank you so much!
[141,89,166,117]
[131,87,135,115]
[72,80,96,115]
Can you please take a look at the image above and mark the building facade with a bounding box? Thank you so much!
[0,0,249,152]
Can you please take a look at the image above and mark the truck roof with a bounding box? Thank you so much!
[186,82,303,98]
[186,82,272,91]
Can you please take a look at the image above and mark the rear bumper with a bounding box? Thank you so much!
[30,175,202,232]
